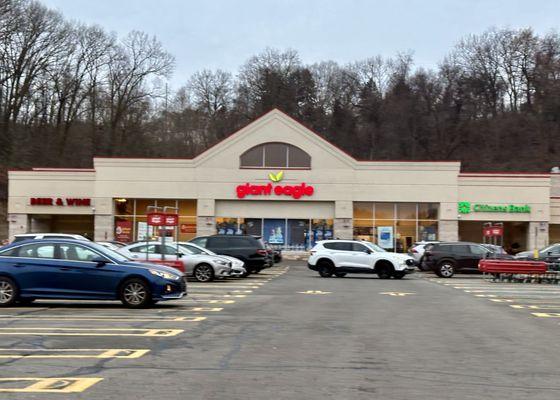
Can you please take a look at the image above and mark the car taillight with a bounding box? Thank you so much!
[257,249,268,256]
[310,250,316,255]
[411,249,418,253]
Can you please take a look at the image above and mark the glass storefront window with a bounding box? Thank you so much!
[419,221,438,241]
[352,202,440,252]
[156,199,178,210]
[375,203,394,219]
[114,199,133,215]
[178,217,197,241]
[240,218,262,236]
[353,202,374,219]
[418,203,439,220]
[396,220,416,253]
[397,203,416,220]
[311,219,334,246]
[287,219,308,250]
[178,200,196,216]
[114,199,198,243]
[216,218,239,235]
[135,199,154,215]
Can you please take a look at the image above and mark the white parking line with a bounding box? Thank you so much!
[0,328,184,337]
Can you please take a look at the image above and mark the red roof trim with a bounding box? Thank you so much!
[459,173,550,178]
[9,168,95,172]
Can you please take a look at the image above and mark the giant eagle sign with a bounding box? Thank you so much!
[236,172,315,200]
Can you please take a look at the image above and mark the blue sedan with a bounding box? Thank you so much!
[0,239,187,308]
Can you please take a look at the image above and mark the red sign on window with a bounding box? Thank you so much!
[164,214,179,226]
[115,220,133,242]
[483,226,504,237]
[147,212,165,226]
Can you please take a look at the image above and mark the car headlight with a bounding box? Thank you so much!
[216,260,228,265]
[149,269,180,280]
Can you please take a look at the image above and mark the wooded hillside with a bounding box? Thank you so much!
[1,0,560,199]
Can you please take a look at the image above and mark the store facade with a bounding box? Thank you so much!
[7,109,558,252]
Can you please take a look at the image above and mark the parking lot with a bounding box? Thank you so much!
[3,264,560,399]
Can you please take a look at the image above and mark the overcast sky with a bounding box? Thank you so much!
[42,0,560,88]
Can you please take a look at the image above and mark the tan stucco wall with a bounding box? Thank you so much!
[458,175,550,223]
[6,110,556,244]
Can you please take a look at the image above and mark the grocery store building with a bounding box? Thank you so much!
[7,109,559,252]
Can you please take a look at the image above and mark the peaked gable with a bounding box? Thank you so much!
[193,109,356,169]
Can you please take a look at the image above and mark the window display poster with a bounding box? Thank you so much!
[378,226,394,249]
[264,219,285,245]
[137,222,154,241]
[115,220,132,242]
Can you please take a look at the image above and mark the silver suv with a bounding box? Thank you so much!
[308,240,415,279]
[118,242,231,282]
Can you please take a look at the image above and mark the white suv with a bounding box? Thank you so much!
[308,240,416,279]
[13,233,90,243]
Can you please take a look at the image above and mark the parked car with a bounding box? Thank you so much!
[0,239,186,308]
[514,243,560,261]
[97,241,127,251]
[423,241,505,278]
[190,235,272,274]
[408,241,440,270]
[12,233,90,243]
[308,240,415,279]
[176,242,247,277]
[118,241,232,282]
[480,244,514,259]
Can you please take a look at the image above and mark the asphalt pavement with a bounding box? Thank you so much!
[1,263,560,399]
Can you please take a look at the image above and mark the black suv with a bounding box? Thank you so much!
[423,242,508,278]
[190,235,272,274]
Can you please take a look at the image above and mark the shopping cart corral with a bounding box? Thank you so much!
[478,259,560,283]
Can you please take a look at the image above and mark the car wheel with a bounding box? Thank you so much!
[436,261,455,278]
[120,278,152,308]
[317,261,334,277]
[0,277,17,307]
[393,271,406,279]
[193,264,215,282]
[334,272,347,278]
[376,262,393,279]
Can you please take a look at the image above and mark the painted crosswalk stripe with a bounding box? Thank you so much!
[0,378,103,393]
[0,349,150,359]
[0,328,184,337]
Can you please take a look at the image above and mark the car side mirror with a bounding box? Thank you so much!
[548,251,552,256]
[365,249,372,254]
[486,252,492,258]
[91,256,107,267]
[176,252,184,258]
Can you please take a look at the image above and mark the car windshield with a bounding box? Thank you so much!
[175,244,195,255]
[180,242,216,255]
[84,242,130,263]
[363,242,387,252]
[540,244,558,254]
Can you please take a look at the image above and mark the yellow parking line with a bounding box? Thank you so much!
[532,312,560,318]
[0,377,103,393]
[189,286,260,289]
[0,349,149,359]
[0,315,205,322]
[193,300,235,304]
[510,305,560,309]
[0,328,184,337]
